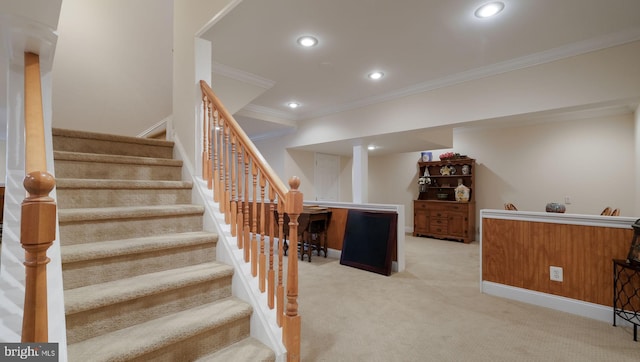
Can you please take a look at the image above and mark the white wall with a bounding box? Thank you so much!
[365,112,636,234]
[268,111,637,234]
[172,0,238,174]
[262,148,353,203]
[284,149,315,199]
[52,0,173,135]
[211,73,269,115]
[339,155,352,202]
[458,113,635,217]
[368,152,418,208]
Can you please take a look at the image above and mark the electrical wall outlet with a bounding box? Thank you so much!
[564,196,571,204]
[550,266,563,282]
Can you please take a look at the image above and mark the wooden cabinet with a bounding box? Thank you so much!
[413,158,475,243]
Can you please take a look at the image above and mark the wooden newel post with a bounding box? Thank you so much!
[283,176,302,362]
[20,171,57,342]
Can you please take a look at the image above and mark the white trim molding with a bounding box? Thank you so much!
[480,209,637,229]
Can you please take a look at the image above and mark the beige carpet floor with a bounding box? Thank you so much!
[296,235,640,361]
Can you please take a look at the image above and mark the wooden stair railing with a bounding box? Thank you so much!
[21,52,57,342]
[200,80,301,361]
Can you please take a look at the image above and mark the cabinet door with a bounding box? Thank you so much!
[414,210,429,234]
[447,212,467,237]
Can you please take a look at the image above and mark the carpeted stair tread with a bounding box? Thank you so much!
[53,128,174,148]
[56,127,276,359]
[53,128,174,158]
[61,231,217,264]
[67,298,252,362]
[65,262,233,315]
[54,150,182,166]
[195,337,275,362]
[56,178,192,189]
[58,204,204,222]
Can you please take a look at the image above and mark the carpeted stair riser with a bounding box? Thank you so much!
[195,338,276,362]
[65,263,234,344]
[56,179,193,208]
[54,128,274,361]
[58,205,204,245]
[53,128,174,159]
[54,152,183,181]
[62,236,217,289]
[60,231,218,289]
[132,317,250,362]
[67,299,252,362]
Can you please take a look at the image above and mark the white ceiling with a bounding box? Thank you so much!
[203,0,640,155]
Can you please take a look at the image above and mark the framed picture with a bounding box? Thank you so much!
[420,151,432,162]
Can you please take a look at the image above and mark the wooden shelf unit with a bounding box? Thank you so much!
[413,158,475,243]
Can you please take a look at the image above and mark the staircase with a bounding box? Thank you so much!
[53,128,275,361]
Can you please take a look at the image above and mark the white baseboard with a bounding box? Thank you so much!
[481,281,634,327]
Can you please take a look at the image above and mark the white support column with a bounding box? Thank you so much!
[193,37,212,177]
[352,144,368,203]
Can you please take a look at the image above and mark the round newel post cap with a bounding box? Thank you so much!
[23,171,56,197]
[289,176,300,190]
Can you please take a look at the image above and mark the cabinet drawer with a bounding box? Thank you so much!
[430,210,447,218]
[414,202,429,210]
[430,218,448,232]
[429,224,447,234]
[446,204,466,212]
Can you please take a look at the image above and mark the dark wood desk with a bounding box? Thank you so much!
[276,206,331,262]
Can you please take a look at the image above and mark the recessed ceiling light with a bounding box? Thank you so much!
[368,71,384,80]
[287,102,300,109]
[367,145,376,150]
[475,2,505,18]
[297,36,318,47]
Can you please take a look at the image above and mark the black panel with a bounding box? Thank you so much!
[339,210,397,276]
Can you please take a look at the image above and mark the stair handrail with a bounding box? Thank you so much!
[200,80,301,361]
[21,52,57,342]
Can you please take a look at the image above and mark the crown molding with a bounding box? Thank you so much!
[242,103,297,122]
[249,127,297,143]
[454,102,637,134]
[213,62,276,89]
[295,27,640,121]
[237,27,640,124]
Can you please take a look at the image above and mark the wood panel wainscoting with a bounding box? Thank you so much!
[481,209,638,323]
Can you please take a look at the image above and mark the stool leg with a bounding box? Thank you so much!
[322,232,327,257]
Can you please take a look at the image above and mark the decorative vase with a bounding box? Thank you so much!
[455,180,470,202]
